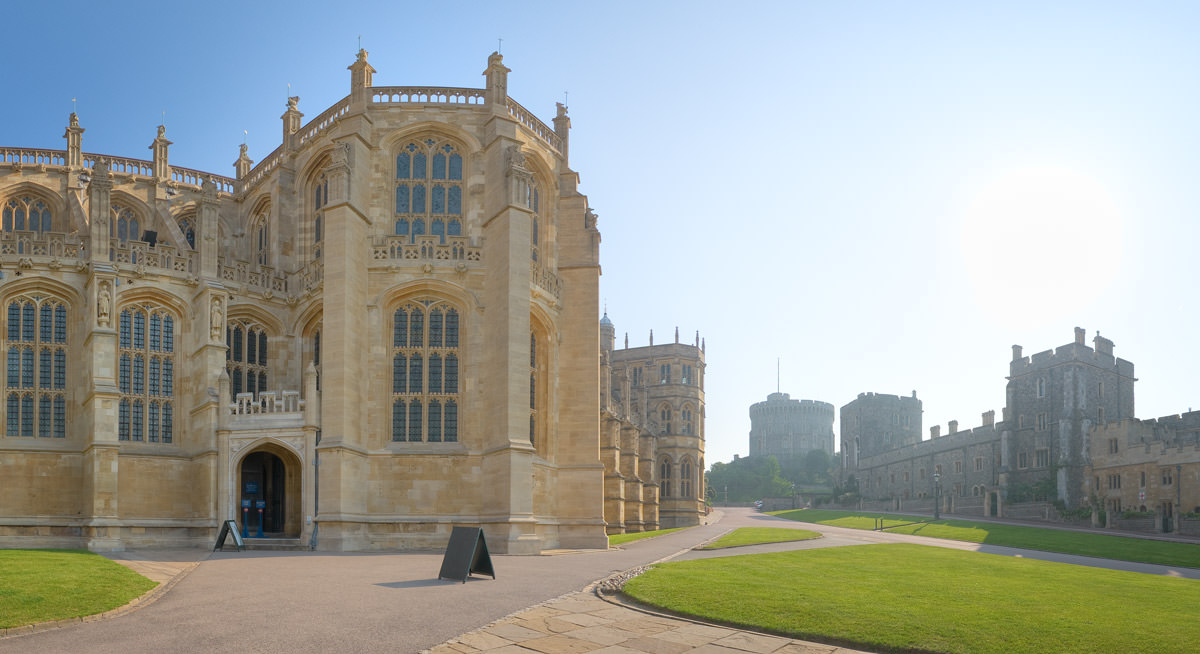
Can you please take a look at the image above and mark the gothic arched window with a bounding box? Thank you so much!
[313,173,328,259]
[660,457,673,498]
[395,140,463,244]
[5,296,67,438]
[681,457,694,498]
[251,206,270,266]
[111,205,139,244]
[659,404,672,435]
[2,196,52,233]
[177,215,196,249]
[682,405,694,435]
[391,299,460,443]
[226,320,268,398]
[118,305,175,443]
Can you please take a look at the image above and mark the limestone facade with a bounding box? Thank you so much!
[600,319,706,532]
[0,51,611,553]
[748,393,834,459]
[1088,414,1200,523]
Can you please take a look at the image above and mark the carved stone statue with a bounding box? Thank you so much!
[97,283,111,327]
[210,296,223,341]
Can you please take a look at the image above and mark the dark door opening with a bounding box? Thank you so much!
[241,451,287,536]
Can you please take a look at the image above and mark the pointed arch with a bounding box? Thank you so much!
[1,183,67,235]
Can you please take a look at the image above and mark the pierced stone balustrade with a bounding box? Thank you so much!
[227,390,307,430]
[0,231,86,263]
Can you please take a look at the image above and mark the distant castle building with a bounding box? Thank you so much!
[748,393,834,458]
[841,391,923,465]
[600,317,706,531]
[843,328,1143,514]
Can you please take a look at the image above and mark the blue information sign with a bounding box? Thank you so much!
[245,482,259,493]
[240,499,251,509]
[255,500,266,509]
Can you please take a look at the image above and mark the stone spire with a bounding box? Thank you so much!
[553,102,570,165]
[484,52,510,106]
[234,143,253,180]
[282,96,304,152]
[150,124,172,180]
[348,48,376,109]
[63,113,84,169]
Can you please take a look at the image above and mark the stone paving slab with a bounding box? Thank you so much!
[423,589,874,654]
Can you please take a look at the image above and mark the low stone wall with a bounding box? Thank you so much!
[1003,501,1055,520]
[1110,516,1157,533]
[1179,517,1200,537]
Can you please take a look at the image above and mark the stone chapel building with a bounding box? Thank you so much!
[0,51,622,553]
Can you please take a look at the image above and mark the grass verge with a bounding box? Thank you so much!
[699,527,820,549]
[623,543,1200,654]
[0,549,158,629]
[609,527,688,546]
[772,508,1200,568]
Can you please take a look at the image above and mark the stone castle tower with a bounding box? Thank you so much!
[840,391,923,468]
[748,393,834,458]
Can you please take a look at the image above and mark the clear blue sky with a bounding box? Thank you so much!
[5,1,1199,467]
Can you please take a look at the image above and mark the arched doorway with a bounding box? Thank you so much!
[238,445,302,538]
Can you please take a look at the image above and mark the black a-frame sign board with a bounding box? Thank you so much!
[213,520,245,552]
[438,526,496,583]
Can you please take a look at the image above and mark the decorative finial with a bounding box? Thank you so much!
[161,110,166,128]
[498,37,503,53]
[243,129,248,145]
[72,97,77,113]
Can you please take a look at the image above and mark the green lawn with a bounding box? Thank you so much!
[0,549,158,629]
[773,508,1200,568]
[623,543,1200,654]
[609,527,688,546]
[699,527,820,549]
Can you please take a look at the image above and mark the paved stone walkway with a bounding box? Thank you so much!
[424,591,869,654]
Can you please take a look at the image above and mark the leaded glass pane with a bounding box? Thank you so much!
[233,327,243,362]
[393,354,406,393]
[38,397,51,437]
[54,306,66,343]
[40,304,52,341]
[22,303,34,341]
[448,153,462,180]
[162,359,173,396]
[7,347,19,387]
[149,357,160,396]
[14,209,25,230]
[247,329,256,363]
[444,355,458,393]
[429,309,443,348]
[149,314,161,351]
[429,354,442,393]
[6,393,18,436]
[448,187,461,215]
[412,219,425,239]
[431,186,445,214]
[396,185,409,214]
[21,348,32,388]
[408,355,423,394]
[445,310,458,347]
[432,219,445,244]
[246,368,256,397]
[259,371,267,392]
[53,396,65,438]
[21,394,33,437]
[259,332,268,366]
[231,367,242,397]
[148,402,159,443]
[412,185,425,214]
[7,303,20,338]
[162,403,173,443]
[133,311,145,349]
[120,311,131,348]
[131,400,143,441]
[432,152,446,180]
[408,401,422,442]
[428,399,442,442]
[396,152,410,179]
[163,316,174,352]
[409,309,423,346]
[392,400,404,441]
[119,399,130,440]
[119,354,131,393]
[394,309,407,347]
[132,355,144,394]
[395,217,409,236]
[39,348,51,389]
[444,401,457,442]
[413,152,426,179]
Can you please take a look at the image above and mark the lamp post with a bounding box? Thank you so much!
[934,471,941,520]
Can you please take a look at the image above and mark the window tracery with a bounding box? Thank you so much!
[395,140,463,244]
[111,205,139,244]
[391,299,459,443]
[313,173,327,259]
[118,305,175,443]
[2,196,52,233]
[681,457,694,497]
[4,296,67,438]
[226,320,268,398]
[659,456,672,497]
[177,215,196,249]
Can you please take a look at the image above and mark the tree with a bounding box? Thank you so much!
[706,455,792,502]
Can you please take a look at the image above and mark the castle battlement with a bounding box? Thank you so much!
[1009,328,1135,377]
